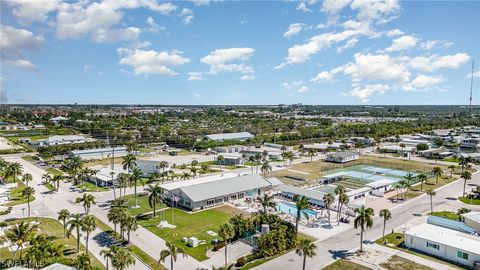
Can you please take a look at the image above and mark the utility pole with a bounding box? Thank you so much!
[469,60,474,112]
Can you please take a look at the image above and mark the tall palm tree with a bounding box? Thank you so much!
[4,221,38,260]
[122,153,137,173]
[123,215,138,243]
[379,209,392,244]
[432,167,443,185]
[334,185,346,223]
[256,194,276,214]
[218,223,235,266]
[260,160,272,177]
[5,162,23,183]
[181,172,190,180]
[75,194,96,214]
[426,190,436,214]
[22,186,35,217]
[130,167,143,208]
[100,246,118,270]
[308,149,317,163]
[248,156,255,174]
[67,213,84,253]
[448,165,456,178]
[42,173,51,185]
[81,215,97,254]
[159,161,169,174]
[58,209,71,238]
[112,247,135,270]
[159,241,188,270]
[108,207,127,235]
[146,183,163,217]
[295,238,317,270]
[461,171,472,197]
[353,205,374,252]
[459,159,469,173]
[295,195,309,232]
[417,173,428,191]
[22,173,32,187]
[323,193,335,227]
[337,193,349,225]
[52,174,63,191]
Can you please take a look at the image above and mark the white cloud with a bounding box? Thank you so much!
[350,0,400,22]
[241,75,255,80]
[55,1,177,42]
[91,27,141,43]
[188,72,204,81]
[284,23,305,38]
[347,83,390,102]
[282,81,310,93]
[5,0,61,24]
[402,75,445,91]
[386,35,417,52]
[0,24,44,71]
[311,71,335,83]
[117,48,190,76]
[322,0,351,14]
[420,40,437,50]
[386,29,404,36]
[466,71,480,79]
[83,65,92,72]
[407,53,471,72]
[190,0,210,6]
[296,2,312,12]
[179,8,194,25]
[192,93,202,98]
[337,38,358,53]
[343,53,411,83]
[201,48,255,75]
[146,17,165,33]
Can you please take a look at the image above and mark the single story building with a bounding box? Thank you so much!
[164,174,280,211]
[217,154,244,165]
[275,184,327,208]
[404,223,480,268]
[45,135,86,146]
[215,145,248,153]
[462,212,480,233]
[70,146,128,161]
[49,116,69,124]
[461,138,480,149]
[204,132,254,142]
[325,151,359,163]
[91,167,126,187]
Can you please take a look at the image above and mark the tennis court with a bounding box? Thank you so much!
[322,165,417,184]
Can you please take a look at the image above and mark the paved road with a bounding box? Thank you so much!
[253,164,480,270]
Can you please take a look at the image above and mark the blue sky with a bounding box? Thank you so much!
[1,0,479,105]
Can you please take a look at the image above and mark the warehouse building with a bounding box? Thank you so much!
[70,147,128,160]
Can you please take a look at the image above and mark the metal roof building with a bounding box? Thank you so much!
[204,132,253,141]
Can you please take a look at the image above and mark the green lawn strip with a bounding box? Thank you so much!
[322,259,371,270]
[431,211,460,220]
[375,233,462,269]
[44,182,57,191]
[21,155,35,162]
[4,183,36,206]
[122,194,164,216]
[458,196,480,205]
[92,217,168,270]
[76,182,109,192]
[379,255,433,270]
[138,206,243,261]
[46,168,64,176]
[0,217,105,269]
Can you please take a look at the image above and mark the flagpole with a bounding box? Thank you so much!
[171,193,175,225]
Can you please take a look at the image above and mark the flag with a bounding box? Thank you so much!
[174,196,180,202]
[164,190,169,195]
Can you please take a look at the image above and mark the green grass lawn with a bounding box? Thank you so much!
[458,196,480,205]
[21,155,35,162]
[0,217,104,269]
[4,183,36,206]
[138,206,243,261]
[122,194,164,216]
[76,181,109,192]
[380,255,433,270]
[431,211,460,220]
[322,259,370,270]
[46,168,64,176]
[375,233,404,246]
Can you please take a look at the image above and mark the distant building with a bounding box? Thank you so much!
[45,135,86,146]
[263,143,293,151]
[404,223,480,268]
[49,116,69,124]
[462,212,480,233]
[325,151,359,163]
[204,132,253,142]
[349,137,376,146]
[460,138,480,149]
[215,145,248,153]
[70,147,128,161]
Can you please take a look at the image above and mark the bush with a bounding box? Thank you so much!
[236,257,246,267]
[246,253,262,262]
[213,242,225,251]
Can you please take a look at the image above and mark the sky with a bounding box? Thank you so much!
[1,0,479,105]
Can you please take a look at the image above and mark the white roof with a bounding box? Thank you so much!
[50,116,69,121]
[205,132,253,141]
[72,146,127,155]
[463,212,480,224]
[366,179,395,188]
[48,135,85,143]
[160,172,238,191]
[42,263,75,270]
[405,223,480,254]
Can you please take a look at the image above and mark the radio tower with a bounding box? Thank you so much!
[469,60,474,112]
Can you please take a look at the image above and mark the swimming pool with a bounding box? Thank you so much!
[276,202,318,219]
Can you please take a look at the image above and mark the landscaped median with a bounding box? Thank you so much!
[4,182,35,206]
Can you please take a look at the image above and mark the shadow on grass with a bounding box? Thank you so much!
[328,249,355,259]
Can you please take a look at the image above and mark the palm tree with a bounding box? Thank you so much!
[112,247,135,270]
[42,173,51,185]
[22,173,32,187]
[122,153,137,173]
[256,194,276,214]
[295,238,317,270]
[426,190,436,214]
[218,223,235,266]
[334,185,346,223]
[130,167,143,208]
[4,221,38,260]
[459,159,469,173]
[146,183,163,217]
[159,241,188,270]
[417,173,428,191]
[4,162,23,182]
[149,171,161,183]
[58,209,71,238]
[52,174,63,191]
[323,193,335,227]
[337,193,349,225]
[181,172,190,180]
[217,155,225,171]
[21,186,35,217]
[81,215,97,254]
[354,205,374,252]
[260,160,272,177]
[67,213,84,253]
[100,246,118,270]
[379,209,392,244]
[75,193,96,214]
[308,149,317,163]
[108,207,127,235]
[448,165,456,178]
[191,160,199,169]
[295,195,309,232]
[74,253,92,270]
[159,161,169,174]
[461,171,472,197]
[123,215,138,243]
[432,167,443,185]
[248,156,255,174]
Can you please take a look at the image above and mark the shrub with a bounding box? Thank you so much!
[213,242,225,251]
[236,257,246,267]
